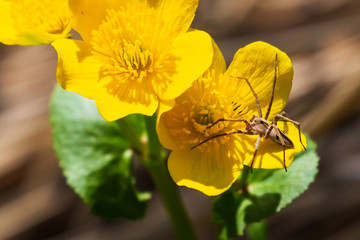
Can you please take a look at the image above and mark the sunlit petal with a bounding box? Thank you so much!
[95,76,158,121]
[152,30,213,100]
[0,0,71,45]
[168,148,242,196]
[235,121,307,169]
[157,39,226,150]
[68,0,124,41]
[226,41,293,120]
[52,39,102,99]
[148,0,198,36]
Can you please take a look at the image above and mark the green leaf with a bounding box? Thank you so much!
[243,193,280,223]
[212,191,252,239]
[50,85,150,220]
[213,191,279,239]
[212,135,319,238]
[249,135,319,211]
[247,220,268,240]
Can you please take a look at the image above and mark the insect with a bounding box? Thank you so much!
[191,54,306,172]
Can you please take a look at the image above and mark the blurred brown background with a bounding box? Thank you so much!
[1,0,360,239]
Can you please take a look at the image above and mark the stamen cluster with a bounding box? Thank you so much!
[163,71,251,151]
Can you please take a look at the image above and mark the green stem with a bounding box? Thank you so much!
[143,115,197,240]
[238,166,251,192]
[116,118,145,154]
[146,160,197,240]
[143,114,165,160]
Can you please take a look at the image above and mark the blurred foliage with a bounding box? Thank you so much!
[247,221,268,240]
[212,136,319,239]
[50,86,150,220]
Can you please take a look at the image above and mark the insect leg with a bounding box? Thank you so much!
[264,124,275,139]
[250,135,262,173]
[249,114,257,122]
[283,146,287,172]
[273,112,306,151]
[207,118,253,131]
[264,53,278,120]
[279,111,287,117]
[272,126,288,171]
[191,130,255,150]
[231,76,263,118]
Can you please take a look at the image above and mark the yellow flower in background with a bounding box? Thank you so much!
[157,41,307,196]
[52,0,213,121]
[0,0,71,45]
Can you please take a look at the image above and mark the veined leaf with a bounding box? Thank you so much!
[50,85,150,220]
[212,135,319,238]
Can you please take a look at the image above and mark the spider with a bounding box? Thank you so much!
[191,54,306,172]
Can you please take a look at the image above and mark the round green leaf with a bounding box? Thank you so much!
[50,85,150,220]
[212,135,319,237]
[249,135,319,211]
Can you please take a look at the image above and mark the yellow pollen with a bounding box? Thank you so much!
[163,71,253,152]
[90,4,173,85]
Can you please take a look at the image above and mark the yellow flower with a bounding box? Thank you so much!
[157,41,307,196]
[51,0,213,121]
[0,0,71,45]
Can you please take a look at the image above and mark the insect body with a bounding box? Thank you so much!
[191,54,306,172]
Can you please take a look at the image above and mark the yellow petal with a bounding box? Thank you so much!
[1,0,71,45]
[69,0,125,41]
[13,29,71,45]
[95,76,158,121]
[168,148,242,196]
[156,99,176,149]
[156,38,225,151]
[153,30,213,100]
[52,39,102,99]
[226,41,293,120]
[235,121,307,169]
[148,0,198,36]
[0,0,18,45]
[156,101,180,151]
[157,99,176,119]
[208,37,227,75]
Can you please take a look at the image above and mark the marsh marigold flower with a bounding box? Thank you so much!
[157,41,307,196]
[51,0,213,121]
[0,0,71,45]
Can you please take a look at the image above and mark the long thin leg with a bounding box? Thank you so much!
[264,123,275,139]
[273,112,306,151]
[191,130,255,150]
[232,76,263,118]
[283,146,287,172]
[207,118,253,131]
[264,54,278,120]
[250,135,262,173]
[263,122,289,171]
[272,126,288,171]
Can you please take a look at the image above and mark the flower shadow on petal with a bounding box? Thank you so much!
[151,53,181,99]
[102,78,154,106]
[234,134,292,169]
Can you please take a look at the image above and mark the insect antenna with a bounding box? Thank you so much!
[264,53,278,120]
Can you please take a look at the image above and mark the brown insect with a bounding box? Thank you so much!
[191,54,306,172]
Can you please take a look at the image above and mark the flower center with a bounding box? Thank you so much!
[163,71,251,151]
[91,4,172,84]
[10,0,70,35]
